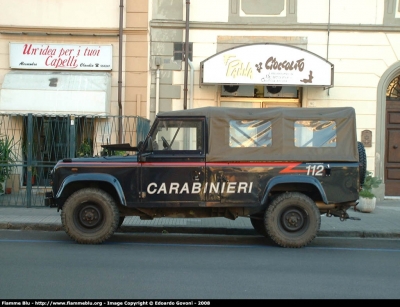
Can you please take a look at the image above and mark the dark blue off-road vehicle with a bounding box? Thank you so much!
[45,107,366,248]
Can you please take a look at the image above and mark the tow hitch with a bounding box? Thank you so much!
[326,209,361,221]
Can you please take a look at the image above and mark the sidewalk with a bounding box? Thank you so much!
[0,199,399,238]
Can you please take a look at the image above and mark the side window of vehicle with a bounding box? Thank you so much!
[150,119,204,152]
[229,119,272,147]
[294,120,336,147]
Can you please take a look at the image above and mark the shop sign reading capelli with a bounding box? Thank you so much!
[9,43,112,70]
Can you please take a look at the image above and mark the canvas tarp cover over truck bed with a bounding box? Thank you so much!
[157,107,358,163]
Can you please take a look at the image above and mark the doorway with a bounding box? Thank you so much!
[23,115,95,186]
[385,76,400,196]
[22,116,70,186]
[219,85,301,108]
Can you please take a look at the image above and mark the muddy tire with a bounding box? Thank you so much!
[61,188,119,244]
[265,192,320,248]
[358,141,367,186]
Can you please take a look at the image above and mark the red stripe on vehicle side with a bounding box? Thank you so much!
[59,161,307,172]
[279,163,308,173]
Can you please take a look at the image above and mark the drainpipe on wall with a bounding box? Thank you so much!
[183,1,190,110]
[188,59,194,109]
[118,0,124,143]
[326,0,331,96]
[156,63,160,115]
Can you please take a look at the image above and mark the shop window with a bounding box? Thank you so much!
[383,0,400,25]
[173,42,193,61]
[241,0,285,16]
[229,0,296,24]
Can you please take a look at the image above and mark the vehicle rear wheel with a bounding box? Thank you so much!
[61,188,119,244]
[265,192,320,248]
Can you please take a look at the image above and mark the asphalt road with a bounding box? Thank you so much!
[1,229,400,300]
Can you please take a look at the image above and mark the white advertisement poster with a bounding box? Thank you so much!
[9,43,113,70]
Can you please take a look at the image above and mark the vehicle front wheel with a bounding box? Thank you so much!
[61,188,119,244]
[265,192,320,248]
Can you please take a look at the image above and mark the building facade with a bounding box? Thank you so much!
[0,0,149,194]
[0,0,149,118]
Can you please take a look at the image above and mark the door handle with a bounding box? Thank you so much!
[192,171,201,181]
[394,145,398,149]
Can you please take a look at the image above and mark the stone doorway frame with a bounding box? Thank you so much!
[376,62,400,198]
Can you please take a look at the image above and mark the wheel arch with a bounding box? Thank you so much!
[55,173,127,207]
[261,175,328,205]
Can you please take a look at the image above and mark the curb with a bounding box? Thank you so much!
[0,223,257,235]
[316,230,400,238]
[0,222,63,232]
[2,222,400,239]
